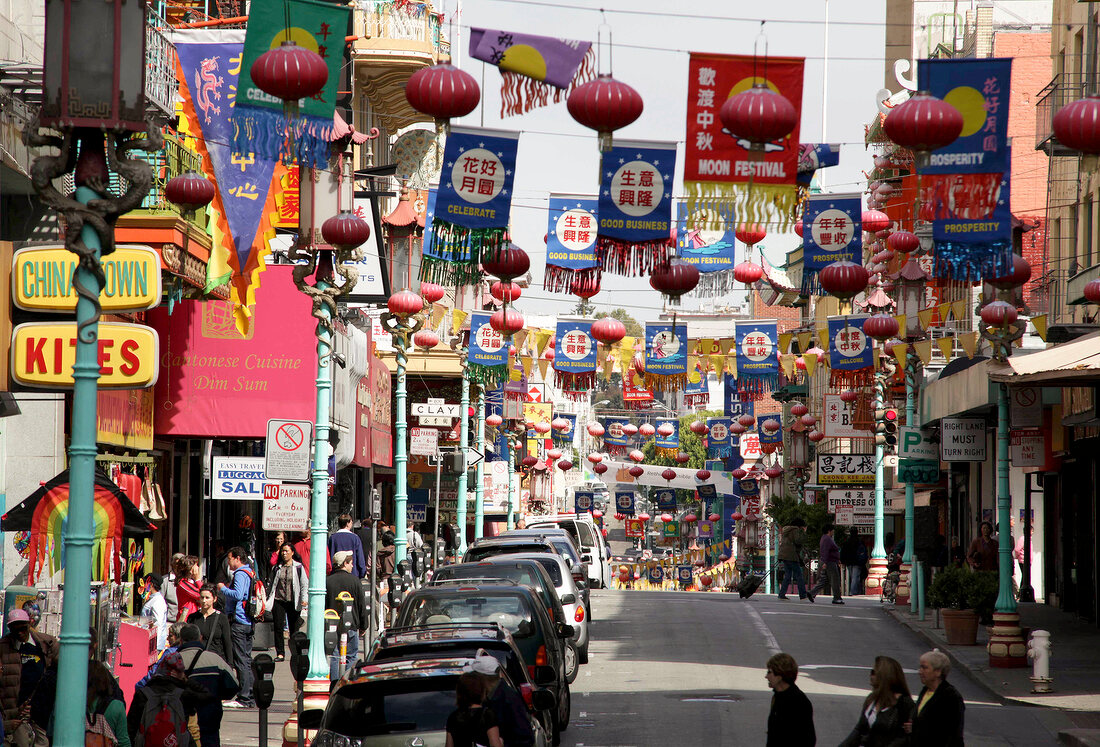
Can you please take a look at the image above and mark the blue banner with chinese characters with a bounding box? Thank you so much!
[677,565,693,583]
[574,490,594,514]
[602,417,631,454]
[545,194,601,293]
[596,140,677,276]
[655,418,680,457]
[615,490,635,517]
[707,417,733,458]
[683,366,709,407]
[801,193,862,294]
[676,200,738,296]
[554,319,597,397]
[427,126,520,285]
[757,415,783,448]
[551,413,576,445]
[918,58,1011,176]
[797,143,842,187]
[648,565,665,584]
[467,311,509,386]
[656,487,677,513]
[828,315,874,387]
[926,169,1013,280]
[735,321,780,398]
[645,323,689,391]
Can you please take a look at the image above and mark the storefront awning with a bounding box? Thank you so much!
[987,331,1100,386]
[920,359,997,424]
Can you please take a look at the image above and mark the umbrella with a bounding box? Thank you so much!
[2,467,156,583]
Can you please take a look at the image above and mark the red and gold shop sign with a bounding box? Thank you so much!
[96,388,155,450]
[272,166,300,229]
[11,322,158,389]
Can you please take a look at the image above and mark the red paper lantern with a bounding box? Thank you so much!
[761,419,781,434]
[730,422,746,435]
[591,317,626,346]
[542,348,556,361]
[764,466,783,479]
[546,447,562,460]
[735,224,767,246]
[629,449,645,463]
[988,255,1032,290]
[587,453,603,464]
[737,414,756,428]
[701,575,713,587]
[485,413,503,427]
[482,245,531,281]
[661,512,674,523]
[719,84,797,150]
[592,509,603,519]
[883,90,964,153]
[661,469,677,482]
[490,308,525,335]
[1053,95,1100,154]
[405,63,480,124]
[733,261,764,285]
[696,469,711,481]
[251,41,328,102]
[731,511,744,521]
[800,414,817,427]
[861,210,891,234]
[629,465,644,478]
[689,420,707,435]
[558,459,574,471]
[593,463,608,475]
[490,281,522,302]
[887,230,920,255]
[794,356,807,371]
[808,430,825,442]
[794,220,804,238]
[675,452,691,465]
[683,513,698,523]
[587,423,605,437]
[420,282,445,304]
[649,259,700,304]
[731,468,748,480]
[387,290,424,318]
[708,513,720,523]
[638,512,651,521]
[639,423,656,437]
[165,171,215,212]
[864,313,900,342]
[412,329,439,349]
[535,423,553,436]
[980,300,1018,328]
[614,513,624,521]
[321,210,371,251]
[521,456,538,468]
[552,417,570,433]
[570,273,601,300]
[1085,278,1100,305]
[567,75,644,151]
[657,422,675,437]
[622,423,639,437]
[819,260,870,301]
[790,403,809,417]
[840,390,859,404]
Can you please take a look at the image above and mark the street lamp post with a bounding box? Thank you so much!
[474,392,486,540]
[26,0,159,739]
[866,353,896,593]
[457,355,471,554]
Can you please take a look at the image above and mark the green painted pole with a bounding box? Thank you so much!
[306,278,333,682]
[506,435,516,530]
[456,371,470,554]
[394,333,409,563]
[903,353,916,565]
[474,392,485,540]
[872,372,887,561]
[995,383,1016,613]
[53,180,102,746]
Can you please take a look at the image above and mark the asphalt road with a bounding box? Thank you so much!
[565,589,1074,746]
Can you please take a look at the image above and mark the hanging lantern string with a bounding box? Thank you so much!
[282,0,292,44]
[752,21,768,84]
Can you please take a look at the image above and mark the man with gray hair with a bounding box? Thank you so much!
[907,649,964,746]
[466,651,535,746]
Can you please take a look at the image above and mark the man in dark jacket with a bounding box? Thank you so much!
[0,608,58,736]
[909,649,965,746]
[765,652,815,747]
[840,526,867,595]
[176,624,239,747]
[326,551,368,679]
[328,514,368,578]
[469,652,535,746]
[810,523,844,604]
[777,518,810,601]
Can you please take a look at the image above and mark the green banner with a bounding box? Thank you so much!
[898,458,940,485]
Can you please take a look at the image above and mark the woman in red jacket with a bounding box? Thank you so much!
[174,555,203,621]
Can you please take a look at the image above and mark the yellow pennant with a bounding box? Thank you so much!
[937,301,952,322]
[951,299,968,322]
[451,309,468,336]
[632,373,646,388]
[521,355,534,378]
[597,345,609,366]
[535,328,553,357]
[873,347,881,368]
[936,336,954,361]
[620,335,636,358]
[727,354,737,376]
[797,331,812,354]
[431,303,448,330]
[778,332,793,354]
[917,307,936,331]
[894,314,906,336]
[1031,314,1048,341]
[780,354,796,379]
[720,338,736,355]
[710,354,725,373]
[603,358,615,379]
[958,331,979,359]
[538,357,551,380]
[892,342,909,369]
[803,352,818,377]
[912,339,932,366]
[818,328,829,350]
[514,328,528,352]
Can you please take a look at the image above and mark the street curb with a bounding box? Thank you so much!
[881,606,1010,707]
[1060,729,1100,746]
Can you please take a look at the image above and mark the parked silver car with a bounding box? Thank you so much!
[501,552,590,674]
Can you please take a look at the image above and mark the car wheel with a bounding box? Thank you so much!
[560,683,571,730]
[579,642,589,665]
[564,640,579,684]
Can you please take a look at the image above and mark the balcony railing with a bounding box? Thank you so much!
[145,6,178,119]
[1036,73,1087,155]
[355,0,447,56]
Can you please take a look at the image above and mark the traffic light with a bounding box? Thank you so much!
[875,408,899,452]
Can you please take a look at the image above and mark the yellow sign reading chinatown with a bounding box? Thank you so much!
[11,322,159,389]
[12,245,162,312]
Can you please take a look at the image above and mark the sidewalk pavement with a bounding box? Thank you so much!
[884,600,1100,746]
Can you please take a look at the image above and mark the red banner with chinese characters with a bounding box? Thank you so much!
[622,372,654,407]
[272,166,300,229]
[684,53,804,230]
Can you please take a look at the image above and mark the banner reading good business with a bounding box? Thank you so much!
[597,140,677,275]
[544,194,601,293]
[554,319,597,398]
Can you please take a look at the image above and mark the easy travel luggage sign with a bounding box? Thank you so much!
[12,245,162,311]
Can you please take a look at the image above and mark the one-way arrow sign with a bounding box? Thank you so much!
[466,447,484,469]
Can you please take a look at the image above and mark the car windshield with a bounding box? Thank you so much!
[464,543,550,562]
[531,521,581,547]
[531,558,564,586]
[550,540,581,565]
[575,522,596,548]
[321,677,457,737]
[434,565,545,594]
[400,594,535,635]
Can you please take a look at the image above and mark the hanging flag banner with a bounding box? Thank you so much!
[827,315,874,388]
[426,126,520,285]
[574,490,594,514]
[623,371,655,408]
[683,366,709,407]
[596,140,677,275]
[723,374,754,420]
[175,29,281,325]
[645,323,689,392]
[797,143,842,187]
[467,311,509,387]
[544,194,601,293]
[551,413,577,445]
[602,417,631,455]
[707,417,733,458]
[675,200,738,296]
[468,27,594,117]
[684,53,804,230]
[801,193,862,294]
[655,487,677,513]
[615,489,636,517]
[553,319,597,398]
[917,58,1013,281]
[735,321,780,398]
[758,415,783,448]
[676,565,693,584]
[655,418,680,457]
[232,0,349,167]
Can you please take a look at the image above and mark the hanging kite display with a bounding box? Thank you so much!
[734,321,780,398]
[425,126,520,285]
[684,53,804,230]
[232,0,349,167]
[801,193,862,295]
[553,319,598,399]
[828,315,875,388]
[544,195,601,293]
[468,27,595,117]
[707,417,733,458]
[644,322,689,391]
[467,311,510,386]
[596,140,677,275]
[655,418,680,457]
[915,58,1012,281]
[675,201,738,296]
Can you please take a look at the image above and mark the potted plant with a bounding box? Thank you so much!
[927,566,980,644]
[965,571,1000,626]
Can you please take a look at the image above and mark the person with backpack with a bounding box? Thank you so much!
[176,623,238,747]
[87,660,130,747]
[216,546,258,709]
[126,651,203,747]
[0,608,58,738]
[186,585,233,664]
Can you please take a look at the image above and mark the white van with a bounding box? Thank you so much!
[527,513,612,589]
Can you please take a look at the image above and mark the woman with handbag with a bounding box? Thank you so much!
[269,543,308,662]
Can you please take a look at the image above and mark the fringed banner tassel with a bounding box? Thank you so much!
[932,240,1013,282]
[467,363,507,389]
[606,445,627,456]
[543,264,602,293]
[499,47,595,117]
[420,221,509,286]
[685,181,799,233]
[232,109,334,169]
[595,237,672,276]
[557,370,596,400]
[644,372,687,392]
[707,446,733,459]
[829,368,874,389]
[737,372,780,400]
[684,392,709,407]
[694,270,738,297]
[800,270,823,297]
[657,446,678,458]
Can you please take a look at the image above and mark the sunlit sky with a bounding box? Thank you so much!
[444,0,888,321]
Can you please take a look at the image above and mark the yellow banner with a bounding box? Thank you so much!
[535,328,553,357]
[913,339,933,366]
[936,336,954,361]
[451,309,468,336]
[803,352,818,378]
[521,355,534,378]
[797,331,812,354]
[778,332,792,354]
[917,307,936,331]
[430,303,448,330]
[1031,314,1048,341]
[951,299,968,322]
[958,332,979,359]
[780,354,796,379]
[892,342,909,370]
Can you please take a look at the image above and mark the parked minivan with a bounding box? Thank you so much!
[527,514,612,589]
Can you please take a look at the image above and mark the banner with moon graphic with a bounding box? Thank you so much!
[675,200,738,296]
[644,323,689,391]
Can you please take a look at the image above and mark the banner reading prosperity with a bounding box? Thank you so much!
[467,311,509,386]
[597,140,677,275]
[602,417,631,455]
[645,323,689,392]
[655,418,680,457]
[554,319,597,398]
[801,193,862,294]
[544,194,601,293]
[574,490,594,514]
[551,413,576,445]
[427,126,520,285]
[684,53,804,230]
[827,315,874,388]
[735,321,780,398]
[676,200,738,296]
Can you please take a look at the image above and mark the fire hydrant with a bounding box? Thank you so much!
[1027,629,1053,693]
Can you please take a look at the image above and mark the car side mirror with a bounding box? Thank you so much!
[533,665,557,686]
[581,554,592,562]
[532,688,557,711]
[299,709,324,730]
[560,593,576,605]
[556,622,574,639]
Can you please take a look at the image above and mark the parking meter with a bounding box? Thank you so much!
[323,609,340,655]
[252,653,276,709]
[289,632,310,683]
